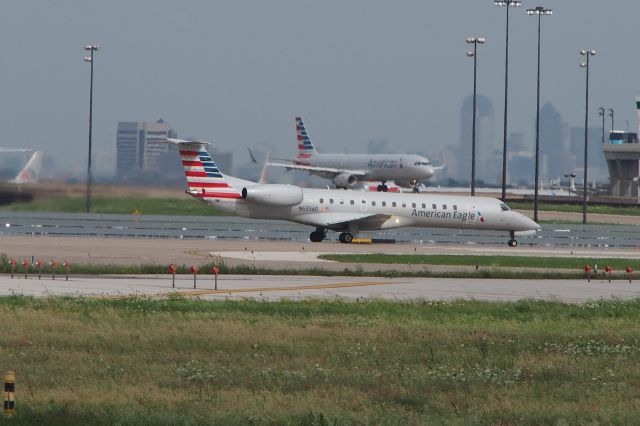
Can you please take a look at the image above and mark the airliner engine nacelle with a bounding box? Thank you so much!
[241,184,303,207]
[332,173,357,188]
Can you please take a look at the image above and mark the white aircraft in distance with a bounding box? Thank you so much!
[250,116,442,192]
[168,139,539,246]
[2,150,43,184]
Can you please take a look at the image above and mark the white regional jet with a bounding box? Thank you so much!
[168,139,539,246]
[253,117,442,192]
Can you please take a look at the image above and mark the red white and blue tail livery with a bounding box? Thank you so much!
[169,139,241,200]
[295,116,316,164]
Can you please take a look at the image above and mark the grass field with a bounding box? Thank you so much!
[319,254,640,271]
[1,297,639,425]
[0,196,229,216]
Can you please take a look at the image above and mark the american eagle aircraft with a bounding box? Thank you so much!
[251,117,442,192]
[169,139,539,246]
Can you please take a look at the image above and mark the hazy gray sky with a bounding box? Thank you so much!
[1,1,638,176]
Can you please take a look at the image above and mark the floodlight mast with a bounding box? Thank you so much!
[494,0,522,201]
[466,36,485,196]
[83,45,100,213]
[579,49,596,224]
[526,6,552,223]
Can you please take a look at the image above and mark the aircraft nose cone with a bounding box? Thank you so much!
[424,166,435,178]
[517,212,541,231]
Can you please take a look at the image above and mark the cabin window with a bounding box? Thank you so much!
[361,199,366,204]
[402,203,406,208]
[392,202,397,207]
[442,204,447,210]
[339,199,344,205]
[412,203,416,208]
[453,205,457,211]
[432,204,437,209]
[319,198,324,204]
[422,203,426,209]
[382,201,387,207]
[330,199,334,204]
[371,201,376,206]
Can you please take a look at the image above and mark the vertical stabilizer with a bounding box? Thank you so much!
[295,117,317,164]
[12,151,43,184]
[167,138,240,199]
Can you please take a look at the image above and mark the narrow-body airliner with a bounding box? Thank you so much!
[254,117,442,192]
[170,139,539,246]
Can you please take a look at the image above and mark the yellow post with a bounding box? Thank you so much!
[4,371,15,417]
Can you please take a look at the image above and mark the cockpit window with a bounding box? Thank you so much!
[414,161,431,166]
[500,203,510,212]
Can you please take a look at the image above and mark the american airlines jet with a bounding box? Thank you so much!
[255,117,441,192]
[1,150,43,184]
[169,139,539,246]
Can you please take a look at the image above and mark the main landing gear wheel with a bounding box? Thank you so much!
[309,227,327,243]
[376,184,389,192]
[508,239,518,247]
[338,232,354,244]
[412,187,420,193]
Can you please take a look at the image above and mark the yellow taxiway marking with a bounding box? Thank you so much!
[169,280,408,298]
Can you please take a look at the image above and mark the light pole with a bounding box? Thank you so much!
[527,6,552,223]
[580,49,595,225]
[597,107,605,144]
[466,36,485,197]
[494,0,522,201]
[83,45,100,213]
[608,108,614,131]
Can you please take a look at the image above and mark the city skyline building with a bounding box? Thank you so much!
[116,119,178,175]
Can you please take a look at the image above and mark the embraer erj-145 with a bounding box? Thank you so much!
[168,139,539,246]
[253,117,442,192]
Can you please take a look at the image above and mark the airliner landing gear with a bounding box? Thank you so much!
[338,232,354,244]
[507,231,518,247]
[310,227,327,243]
[376,183,389,192]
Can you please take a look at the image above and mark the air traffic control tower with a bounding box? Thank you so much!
[601,98,640,200]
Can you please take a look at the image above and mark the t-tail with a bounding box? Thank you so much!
[295,116,316,164]
[12,151,43,184]
[167,138,241,200]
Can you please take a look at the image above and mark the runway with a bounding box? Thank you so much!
[1,236,638,270]
[1,273,638,303]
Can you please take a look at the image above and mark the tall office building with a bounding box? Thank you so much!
[459,95,496,184]
[116,119,178,175]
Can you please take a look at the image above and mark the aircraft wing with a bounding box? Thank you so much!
[265,161,368,177]
[295,212,391,231]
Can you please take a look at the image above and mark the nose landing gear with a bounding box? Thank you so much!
[507,231,518,247]
[376,182,389,192]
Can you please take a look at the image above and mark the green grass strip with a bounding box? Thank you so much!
[0,195,230,216]
[509,201,640,216]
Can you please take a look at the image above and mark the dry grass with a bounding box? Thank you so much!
[1,297,639,425]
